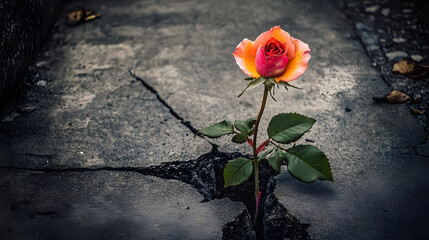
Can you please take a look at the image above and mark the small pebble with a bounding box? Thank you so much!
[412,94,423,103]
[381,8,390,16]
[35,61,50,69]
[365,5,380,13]
[386,51,408,61]
[36,80,47,87]
[33,80,47,94]
[372,62,377,67]
[1,112,20,123]
[411,54,423,62]
[17,104,37,114]
[392,37,406,43]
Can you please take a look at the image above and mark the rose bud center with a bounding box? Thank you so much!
[255,38,289,78]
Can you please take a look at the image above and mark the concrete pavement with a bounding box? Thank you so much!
[0,0,428,239]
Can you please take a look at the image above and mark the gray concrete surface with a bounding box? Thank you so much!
[0,66,210,168]
[0,169,244,239]
[0,0,428,239]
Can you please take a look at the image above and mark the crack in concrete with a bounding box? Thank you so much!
[0,166,145,173]
[125,68,311,239]
[128,69,206,139]
[2,69,312,239]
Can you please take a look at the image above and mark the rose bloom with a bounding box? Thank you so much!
[233,26,311,82]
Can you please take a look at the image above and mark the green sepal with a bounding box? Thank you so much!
[264,80,277,102]
[198,120,234,138]
[238,77,266,98]
[285,145,333,183]
[267,113,316,144]
[276,81,301,90]
[244,77,254,81]
[268,147,287,172]
[231,132,248,144]
[223,158,253,187]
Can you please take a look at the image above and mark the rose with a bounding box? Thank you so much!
[233,26,311,82]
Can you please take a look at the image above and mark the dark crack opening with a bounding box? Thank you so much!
[141,148,311,240]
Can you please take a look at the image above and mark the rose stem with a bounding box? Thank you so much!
[252,85,268,226]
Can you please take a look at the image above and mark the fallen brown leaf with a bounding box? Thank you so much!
[386,90,410,103]
[392,59,429,78]
[67,8,100,25]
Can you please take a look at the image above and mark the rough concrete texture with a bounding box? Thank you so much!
[0,169,244,239]
[0,0,428,239]
[0,36,211,169]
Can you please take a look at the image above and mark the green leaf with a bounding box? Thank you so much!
[248,127,254,136]
[238,77,266,97]
[258,147,274,162]
[234,118,256,135]
[267,113,316,144]
[268,147,287,172]
[231,132,248,143]
[285,145,333,182]
[223,158,253,187]
[198,120,234,138]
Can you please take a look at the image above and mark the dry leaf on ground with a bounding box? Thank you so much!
[386,90,410,103]
[373,90,410,104]
[67,8,100,26]
[392,59,429,78]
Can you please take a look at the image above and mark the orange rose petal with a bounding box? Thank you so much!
[285,38,295,60]
[275,38,311,82]
[233,38,260,78]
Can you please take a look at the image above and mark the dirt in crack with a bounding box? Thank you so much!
[141,147,311,240]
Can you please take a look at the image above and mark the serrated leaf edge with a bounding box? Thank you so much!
[285,145,334,182]
[268,113,316,144]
